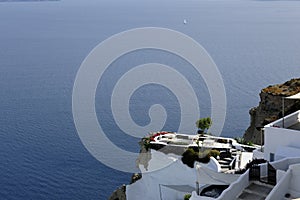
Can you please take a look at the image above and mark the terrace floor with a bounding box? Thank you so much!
[237,181,274,200]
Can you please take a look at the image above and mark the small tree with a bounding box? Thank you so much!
[196,117,212,134]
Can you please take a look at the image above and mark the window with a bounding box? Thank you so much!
[270,153,275,162]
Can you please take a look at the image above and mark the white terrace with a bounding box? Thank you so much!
[149,132,256,173]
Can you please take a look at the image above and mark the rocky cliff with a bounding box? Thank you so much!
[243,78,300,144]
[108,173,142,200]
[109,184,126,200]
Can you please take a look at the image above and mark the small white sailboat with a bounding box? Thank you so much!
[183,19,187,25]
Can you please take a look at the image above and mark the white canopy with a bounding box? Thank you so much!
[196,163,240,185]
[285,92,300,99]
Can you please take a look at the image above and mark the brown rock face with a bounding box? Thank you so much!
[130,173,142,184]
[109,184,126,200]
[243,78,300,144]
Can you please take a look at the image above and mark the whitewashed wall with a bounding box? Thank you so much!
[264,127,300,161]
[215,170,249,200]
[289,164,300,197]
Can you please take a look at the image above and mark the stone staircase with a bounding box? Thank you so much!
[237,181,274,200]
[217,149,240,172]
[218,158,232,172]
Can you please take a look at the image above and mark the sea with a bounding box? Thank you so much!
[0,0,300,199]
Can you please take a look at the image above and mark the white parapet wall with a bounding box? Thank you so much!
[266,163,300,199]
[266,168,292,200]
[289,164,300,197]
[277,169,287,184]
[253,149,264,159]
[270,157,300,171]
[265,110,300,128]
[215,170,250,200]
[240,152,253,169]
[264,126,300,161]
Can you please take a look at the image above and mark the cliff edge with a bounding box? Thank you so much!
[243,78,300,144]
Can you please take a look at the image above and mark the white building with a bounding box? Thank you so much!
[264,110,300,161]
[126,95,300,200]
[188,108,300,200]
[263,92,300,161]
[190,94,300,200]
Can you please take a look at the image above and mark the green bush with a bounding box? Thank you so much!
[208,149,220,158]
[235,137,254,146]
[184,194,191,200]
[182,148,210,168]
[182,149,198,168]
[246,141,254,146]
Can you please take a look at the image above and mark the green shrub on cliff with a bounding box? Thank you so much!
[208,149,220,158]
[262,78,300,96]
[184,194,191,200]
[235,137,254,146]
[141,137,151,151]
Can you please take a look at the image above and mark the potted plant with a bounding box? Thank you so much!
[196,117,212,135]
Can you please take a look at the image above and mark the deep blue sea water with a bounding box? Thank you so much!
[1,0,300,199]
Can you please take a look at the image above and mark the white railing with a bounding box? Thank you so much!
[265,110,300,128]
[270,157,300,171]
